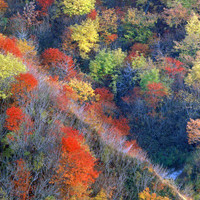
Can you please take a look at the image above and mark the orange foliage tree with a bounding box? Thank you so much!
[11,159,32,200]
[42,48,73,68]
[129,43,150,57]
[145,82,168,109]
[53,126,99,199]
[87,9,97,20]
[41,48,76,79]
[0,0,8,13]
[104,33,118,44]
[0,34,22,58]
[16,39,37,60]
[94,87,116,118]
[187,118,200,145]
[56,84,78,112]
[11,73,38,102]
[5,107,24,132]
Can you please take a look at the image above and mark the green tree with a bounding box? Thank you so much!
[162,0,199,9]
[121,8,157,44]
[140,68,160,90]
[89,48,126,92]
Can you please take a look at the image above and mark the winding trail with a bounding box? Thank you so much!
[154,171,192,200]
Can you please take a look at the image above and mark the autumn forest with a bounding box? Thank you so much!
[0,0,200,199]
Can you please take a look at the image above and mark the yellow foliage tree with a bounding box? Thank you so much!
[68,184,91,200]
[92,189,108,200]
[69,188,108,200]
[0,53,26,99]
[16,39,37,60]
[186,13,200,36]
[57,0,95,16]
[132,54,148,70]
[139,188,170,200]
[68,78,99,103]
[71,18,99,58]
[185,55,200,87]
[174,13,200,65]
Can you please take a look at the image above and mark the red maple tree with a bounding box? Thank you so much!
[11,159,32,200]
[95,87,114,102]
[164,57,185,77]
[36,0,54,12]
[53,126,99,198]
[5,107,25,132]
[112,117,130,136]
[87,9,97,20]
[11,73,38,101]
[41,48,76,79]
